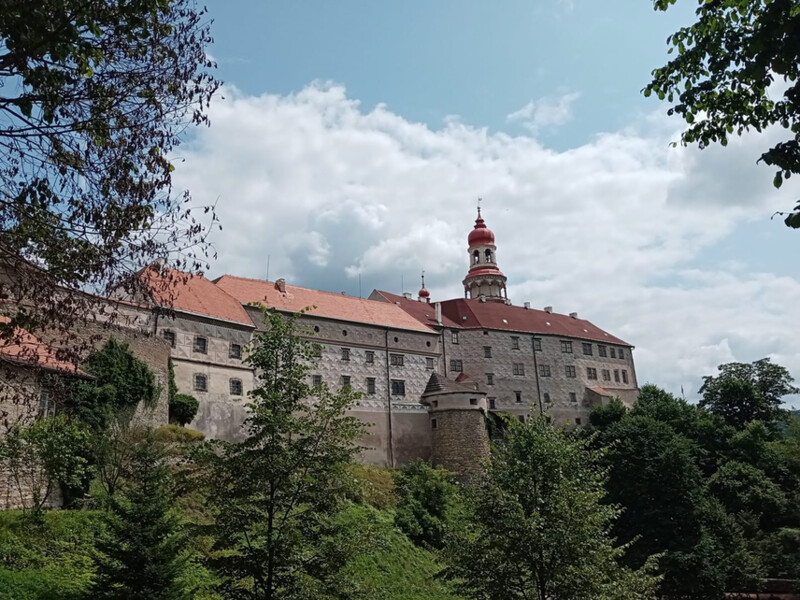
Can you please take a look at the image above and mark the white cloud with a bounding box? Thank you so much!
[507,92,580,133]
[173,82,800,401]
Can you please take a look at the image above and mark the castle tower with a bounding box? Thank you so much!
[418,272,430,303]
[462,206,508,303]
[421,372,490,477]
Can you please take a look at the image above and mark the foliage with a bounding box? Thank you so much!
[155,424,205,444]
[589,397,627,429]
[699,358,798,430]
[0,0,219,345]
[444,416,660,600]
[706,460,788,527]
[394,460,463,550]
[170,393,199,427]
[92,429,193,599]
[349,463,397,510]
[645,0,800,225]
[197,308,366,599]
[168,357,179,404]
[0,415,92,515]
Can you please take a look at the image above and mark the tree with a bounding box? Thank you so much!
[699,358,798,430]
[169,394,198,427]
[646,0,800,226]
[198,309,366,600]
[92,429,192,599]
[444,416,659,600]
[589,397,627,429]
[0,0,219,351]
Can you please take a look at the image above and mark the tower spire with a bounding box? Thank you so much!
[418,270,430,303]
[462,204,508,303]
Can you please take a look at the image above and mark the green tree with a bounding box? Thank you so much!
[92,429,192,599]
[444,416,659,600]
[589,397,627,429]
[198,309,366,600]
[699,358,798,430]
[707,461,788,528]
[169,394,199,427]
[645,0,800,226]
[0,0,219,342]
[393,460,463,551]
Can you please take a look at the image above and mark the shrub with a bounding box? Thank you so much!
[155,424,205,444]
[169,394,199,426]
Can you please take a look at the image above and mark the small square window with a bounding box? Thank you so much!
[513,362,526,376]
[391,380,406,396]
[515,391,522,403]
[618,348,625,360]
[483,330,489,336]
[582,342,593,356]
[341,375,351,387]
[230,378,243,396]
[390,353,404,366]
[543,392,551,404]
[365,351,374,364]
[483,346,492,358]
[470,398,478,405]
[487,373,494,386]
[488,397,496,410]
[229,343,242,359]
[614,369,620,383]
[511,336,520,350]
[426,357,435,370]
[451,331,459,344]
[610,348,617,359]
[622,370,629,384]
[560,340,573,354]
[569,392,577,403]
[366,377,376,394]
[537,364,551,378]
[587,367,598,380]
[313,375,322,386]
[194,336,207,354]
[162,330,175,348]
[341,347,350,361]
[450,359,463,373]
[565,365,576,378]
[534,338,542,351]
[193,373,207,392]
[598,345,607,358]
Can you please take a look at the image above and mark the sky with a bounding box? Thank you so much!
[172,0,800,404]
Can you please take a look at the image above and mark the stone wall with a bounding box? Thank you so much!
[431,409,489,475]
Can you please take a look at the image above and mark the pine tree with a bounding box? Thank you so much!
[92,430,191,599]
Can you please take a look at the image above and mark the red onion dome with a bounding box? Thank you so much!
[418,286,430,299]
[468,207,495,246]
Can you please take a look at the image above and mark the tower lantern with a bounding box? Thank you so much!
[462,203,508,303]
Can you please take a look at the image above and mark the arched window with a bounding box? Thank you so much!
[485,249,492,262]
[473,250,480,264]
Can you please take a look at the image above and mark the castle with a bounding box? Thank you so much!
[128,207,639,469]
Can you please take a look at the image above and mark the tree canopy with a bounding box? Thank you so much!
[646,0,800,227]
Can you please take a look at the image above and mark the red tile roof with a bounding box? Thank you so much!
[439,298,631,346]
[139,267,254,326]
[214,276,437,333]
[0,317,87,376]
[369,290,461,328]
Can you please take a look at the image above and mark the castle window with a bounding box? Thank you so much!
[229,343,242,359]
[451,331,459,344]
[230,378,243,396]
[598,345,607,357]
[488,397,496,410]
[582,342,593,356]
[391,380,406,396]
[560,340,573,353]
[511,336,520,350]
[193,336,207,354]
[515,391,522,403]
[534,338,542,351]
[483,346,492,358]
[543,392,551,404]
[513,363,526,376]
[193,373,207,392]
[486,373,494,386]
[618,348,625,360]
[38,390,54,418]
[622,370,629,384]
[565,365,576,378]
[485,249,492,262]
[426,357,435,370]
[602,369,611,381]
[366,377,376,394]
[587,367,598,380]
[575,418,582,426]
[569,392,577,403]
[162,329,175,348]
[470,398,478,405]
[390,353,404,367]
[313,375,322,387]
[473,250,480,264]
[365,351,374,364]
[610,348,617,358]
[341,375,351,388]
[341,347,350,361]
[519,415,525,423]
[431,418,438,429]
[537,364,550,378]
[342,330,348,336]
[614,369,620,383]
[394,336,399,343]
[450,359,463,372]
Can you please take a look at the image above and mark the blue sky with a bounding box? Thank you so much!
[175,0,800,402]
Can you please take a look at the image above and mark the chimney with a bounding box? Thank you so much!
[523,302,530,309]
[544,306,553,313]
[435,302,442,326]
[403,292,412,300]
[569,312,578,319]
[275,278,286,293]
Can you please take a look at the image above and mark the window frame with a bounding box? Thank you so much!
[366,377,376,395]
[341,347,350,361]
[193,336,207,354]
[162,329,175,348]
[511,336,520,350]
[365,350,374,364]
[483,346,492,358]
[565,365,576,378]
[193,373,208,392]
[229,378,243,396]
[229,343,242,359]
[537,364,551,378]
[451,331,459,344]
[598,345,607,357]
[582,342,593,356]
[587,367,598,380]
[390,379,406,396]
[390,353,405,367]
[560,340,573,353]
[450,359,463,373]
[513,362,526,376]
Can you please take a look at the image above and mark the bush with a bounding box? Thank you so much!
[169,394,199,426]
[155,424,205,444]
[350,463,396,509]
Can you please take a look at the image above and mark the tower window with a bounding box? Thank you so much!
[473,250,480,264]
[431,418,438,429]
[485,249,492,262]
[488,397,496,410]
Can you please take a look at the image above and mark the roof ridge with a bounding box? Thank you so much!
[218,275,388,304]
